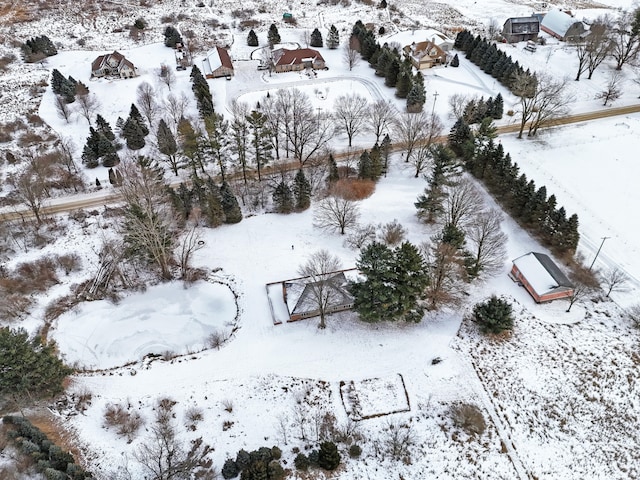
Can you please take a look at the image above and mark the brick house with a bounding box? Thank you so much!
[91,51,137,79]
[510,252,574,303]
[272,48,326,73]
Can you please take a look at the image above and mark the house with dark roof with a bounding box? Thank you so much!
[502,16,540,43]
[540,9,587,41]
[91,51,137,79]
[510,252,574,303]
[202,46,234,79]
[272,48,326,73]
[403,39,447,69]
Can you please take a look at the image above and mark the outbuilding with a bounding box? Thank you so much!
[510,252,574,303]
[502,16,540,43]
[540,9,587,41]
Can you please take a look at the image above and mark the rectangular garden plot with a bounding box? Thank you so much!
[340,374,410,420]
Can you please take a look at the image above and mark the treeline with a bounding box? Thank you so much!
[350,21,426,112]
[449,121,579,255]
[454,30,535,96]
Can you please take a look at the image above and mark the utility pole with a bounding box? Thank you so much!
[589,236,610,271]
[431,91,439,117]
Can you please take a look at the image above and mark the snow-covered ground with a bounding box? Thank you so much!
[2,0,640,478]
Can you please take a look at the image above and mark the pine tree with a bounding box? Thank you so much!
[246,110,272,182]
[327,153,339,184]
[293,169,312,211]
[406,79,426,112]
[247,29,259,46]
[384,57,400,87]
[448,118,473,157]
[122,117,146,150]
[0,327,73,407]
[96,114,116,141]
[490,93,504,119]
[327,25,340,49]
[273,180,294,213]
[317,442,341,471]
[380,134,391,175]
[267,24,281,47]
[157,119,179,174]
[358,150,373,180]
[190,65,215,118]
[375,48,392,76]
[51,69,66,95]
[220,181,242,223]
[350,242,396,322]
[310,28,323,47]
[128,104,149,136]
[390,242,428,322]
[203,177,226,226]
[415,145,459,223]
[395,67,412,99]
[450,53,460,67]
[164,25,183,48]
[473,296,513,334]
[369,142,383,180]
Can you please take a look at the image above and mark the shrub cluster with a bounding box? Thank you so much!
[21,35,57,62]
[293,441,341,472]
[221,446,284,479]
[3,416,93,479]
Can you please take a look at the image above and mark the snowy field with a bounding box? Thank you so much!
[2,0,640,478]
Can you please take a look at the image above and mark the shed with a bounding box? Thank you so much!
[510,252,574,303]
[540,9,586,41]
[502,16,540,43]
[282,12,293,19]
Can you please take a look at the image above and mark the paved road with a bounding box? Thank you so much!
[2,103,640,223]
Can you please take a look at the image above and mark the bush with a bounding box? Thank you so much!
[103,403,144,442]
[317,441,341,470]
[294,453,309,471]
[379,219,407,246]
[221,458,239,479]
[349,444,362,457]
[472,296,514,334]
[451,402,486,436]
[271,446,282,460]
[331,179,375,201]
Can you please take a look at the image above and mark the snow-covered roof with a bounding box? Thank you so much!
[540,10,582,37]
[513,252,573,296]
[202,46,233,75]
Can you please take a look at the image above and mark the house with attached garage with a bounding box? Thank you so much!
[202,46,234,78]
[502,16,540,43]
[540,9,587,41]
[510,252,574,303]
[403,35,450,69]
[91,51,137,79]
[272,48,326,72]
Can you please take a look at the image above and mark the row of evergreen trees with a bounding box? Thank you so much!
[51,68,87,104]
[248,25,339,49]
[350,21,426,112]
[190,65,215,117]
[462,94,504,124]
[272,169,312,213]
[21,35,57,62]
[449,122,579,254]
[454,30,534,95]
[169,177,242,227]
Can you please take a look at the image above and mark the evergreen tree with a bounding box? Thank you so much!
[473,296,513,334]
[0,327,72,408]
[327,153,339,184]
[351,242,395,322]
[380,133,391,175]
[327,25,340,49]
[406,75,426,113]
[190,65,215,118]
[358,150,373,180]
[246,110,272,181]
[390,242,428,322]
[415,145,459,223]
[95,114,116,141]
[220,181,242,223]
[164,25,183,48]
[273,180,294,213]
[122,116,146,150]
[395,67,412,99]
[157,119,179,175]
[369,142,383,180]
[450,53,460,67]
[375,47,392,76]
[384,57,401,87]
[448,118,474,157]
[490,93,504,119]
[22,35,57,62]
[267,24,281,46]
[128,104,149,136]
[310,28,323,47]
[202,178,226,227]
[317,442,341,471]
[51,69,66,96]
[247,29,259,47]
[293,169,312,211]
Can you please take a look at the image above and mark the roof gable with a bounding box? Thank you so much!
[513,252,573,296]
[274,48,325,66]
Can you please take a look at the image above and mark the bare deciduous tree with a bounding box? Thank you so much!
[54,94,72,123]
[164,93,190,130]
[367,99,397,144]
[157,64,176,90]
[343,37,360,71]
[135,398,215,480]
[442,178,482,229]
[465,209,508,278]
[137,82,160,127]
[407,114,443,177]
[586,20,612,79]
[297,249,343,328]
[345,223,377,249]
[626,303,640,328]
[486,17,500,40]
[314,192,360,236]
[177,219,204,281]
[513,72,572,138]
[393,111,431,163]
[12,167,47,225]
[448,93,470,120]
[596,71,623,106]
[566,266,599,312]
[333,93,369,147]
[423,241,464,310]
[609,9,640,70]
[76,92,100,125]
[599,266,629,297]
[381,420,416,461]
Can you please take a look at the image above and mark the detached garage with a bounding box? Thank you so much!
[510,252,574,303]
